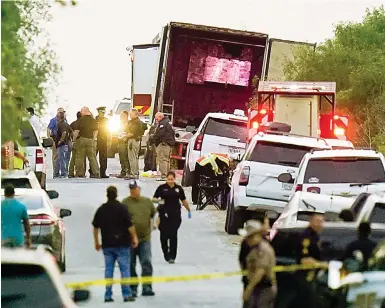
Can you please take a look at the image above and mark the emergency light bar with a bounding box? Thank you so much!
[258,81,336,94]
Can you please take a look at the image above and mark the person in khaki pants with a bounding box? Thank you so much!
[75,107,100,178]
[152,112,175,180]
[126,109,143,179]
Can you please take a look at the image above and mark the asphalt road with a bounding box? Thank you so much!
[46,152,242,307]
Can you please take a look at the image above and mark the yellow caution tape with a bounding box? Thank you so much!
[65,263,327,289]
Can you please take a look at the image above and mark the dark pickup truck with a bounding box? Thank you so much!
[270,194,385,308]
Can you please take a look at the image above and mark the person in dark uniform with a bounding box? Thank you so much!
[95,106,109,178]
[276,213,327,308]
[152,171,191,263]
[342,222,376,271]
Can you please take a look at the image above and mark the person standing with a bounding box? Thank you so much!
[342,222,377,271]
[126,109,143,179]
[68,111,83,178]
[48,107,65,173]
[122,180,156,297]
[75,106,100,178]
[239,215,270,308]
[152,112,175,180]
[153,171,191,263]
[54,111,71,178]
[95,106,109,178]
[26,107,43,138]
[1,185,31,248]
[117,111,130,178]
[240,220,277,308]
[92,186,139,303]
[276,213,327,308]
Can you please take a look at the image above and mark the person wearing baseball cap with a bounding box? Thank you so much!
[240,220,277,308]
[122,179,156,297]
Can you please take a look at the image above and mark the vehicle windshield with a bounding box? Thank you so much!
[245,141,315,167]
[21,123,39,147]
[204,118,247,141]
[1,195,45,210]
[1,178,32,189]
[115,102,131,114]
[304,158,385,184]
[2,263,63,308]
[369,202,385,224]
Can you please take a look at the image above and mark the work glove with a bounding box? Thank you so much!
[188,211,192,219]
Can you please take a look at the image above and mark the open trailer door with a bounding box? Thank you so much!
[263,39,316,81]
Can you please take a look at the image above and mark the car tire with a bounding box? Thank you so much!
[59,254,66,273]
[225,199,244,235]
[181,163,194,187]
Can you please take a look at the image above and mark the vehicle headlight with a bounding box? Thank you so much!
[108,120,120,133]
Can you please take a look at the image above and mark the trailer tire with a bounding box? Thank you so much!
[225,199,245,235]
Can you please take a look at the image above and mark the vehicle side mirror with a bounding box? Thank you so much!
[230,153,242,162]
[46,190,59,199]
[72,289,90,303]
[59,208,72,218]
[42,137,54,148]
[339,209,355,222]
[278,173,294,184]
[185,126,196,133]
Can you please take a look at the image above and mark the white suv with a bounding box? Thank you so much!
[225,132,331,234]
[21,122,53,189]
[279,149,385,198]
[182,110,248,187]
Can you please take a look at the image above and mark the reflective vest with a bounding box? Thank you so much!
[197,153,229,175]
[14,142,25,170]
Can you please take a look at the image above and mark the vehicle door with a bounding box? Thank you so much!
[302,157,385,197]
[200,117,247,158]
[245,141,314,202]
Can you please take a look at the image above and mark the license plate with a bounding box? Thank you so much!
[282,183,293,190]
[229,147,243,154]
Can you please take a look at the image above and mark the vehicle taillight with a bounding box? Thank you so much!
[252,122,259,129]
[36,149,44,164]
[259,109,267,115]
[239,166,250,185]
[334,127,345,136]
[29,214,55,226]
[295,184,303,192]
[193,135,204,151]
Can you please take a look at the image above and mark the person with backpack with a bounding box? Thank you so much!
[126,108,146,179]
[55,111,71,178]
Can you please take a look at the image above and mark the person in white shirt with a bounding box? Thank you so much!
[26,107,42,138]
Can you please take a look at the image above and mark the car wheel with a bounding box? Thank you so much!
[59,254,66,273]
[225,199,245,235]
[181,163,194,187]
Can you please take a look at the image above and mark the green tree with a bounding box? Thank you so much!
[284,6,385,148]
[1,0,75,143]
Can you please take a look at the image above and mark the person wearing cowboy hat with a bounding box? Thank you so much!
[239,215,270,308]
[239,220,277,308]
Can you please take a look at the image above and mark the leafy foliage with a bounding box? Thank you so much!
[284,6,385,148]
[1,0,75,143]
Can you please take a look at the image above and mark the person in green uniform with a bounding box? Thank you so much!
[75,106,100,178]
[117,111,130,178]
[122,180,156,297]
[96,106,109,178]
